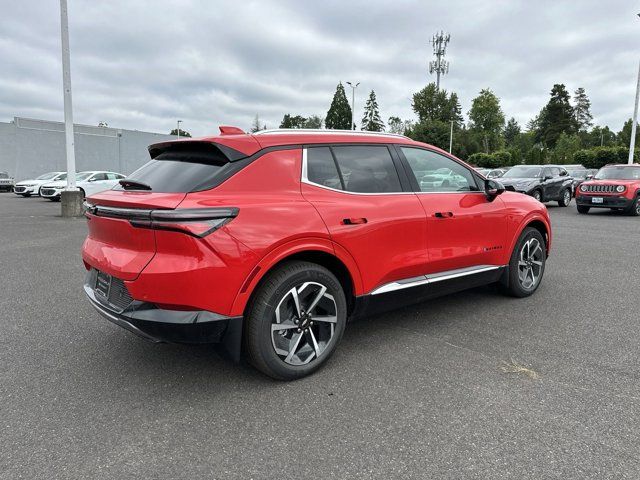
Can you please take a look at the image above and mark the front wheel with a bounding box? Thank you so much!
[557,189,571,207]
[504,227,546,298]
[244,261,347,380]
[531,190,542,202]
[577,205,590,214]
[627,197,640,216]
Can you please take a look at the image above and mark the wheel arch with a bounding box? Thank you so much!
[230,240,362,317]
[508,214,551,260]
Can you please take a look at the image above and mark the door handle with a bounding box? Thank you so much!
[342,217,368,225]
[434,211,454,218]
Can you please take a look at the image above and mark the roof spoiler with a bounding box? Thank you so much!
[219,126,246,135]
[148,140,247,162]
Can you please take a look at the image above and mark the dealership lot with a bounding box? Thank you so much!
[1,193,639,479]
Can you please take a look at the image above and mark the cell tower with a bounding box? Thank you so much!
[429,31,451,90]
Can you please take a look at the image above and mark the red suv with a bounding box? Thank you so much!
[574,164,640,216]
[82,128,552,379]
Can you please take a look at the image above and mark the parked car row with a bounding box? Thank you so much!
[12,171,125,200]
[0,172,15,192]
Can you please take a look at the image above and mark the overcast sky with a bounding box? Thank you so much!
[0,1,638,136]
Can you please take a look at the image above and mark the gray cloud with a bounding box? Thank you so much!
[0,0,637,136]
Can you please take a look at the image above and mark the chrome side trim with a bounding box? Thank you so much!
[369,265,504,296]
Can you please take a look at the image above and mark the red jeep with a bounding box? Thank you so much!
[574,164,640,216]
[82,128,552,379]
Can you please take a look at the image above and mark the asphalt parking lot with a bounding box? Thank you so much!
[1,193,639,479]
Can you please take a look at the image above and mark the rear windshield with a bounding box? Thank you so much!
[115,146,241,193]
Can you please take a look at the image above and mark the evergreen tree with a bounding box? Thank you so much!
[361,90,385,131]
[537,84,576,148]
[504,117,521,146]
[468,88,505,153]
[169,128,191,137]
[325,83,352,130]
[573,87,593,131]
[250,114,266,133]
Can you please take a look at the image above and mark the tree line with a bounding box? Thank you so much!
[265,81,636,169]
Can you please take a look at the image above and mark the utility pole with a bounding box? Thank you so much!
[429,31,450,90]
[59,0,83,217]
[346,82,360,130]
[177,120,182,138]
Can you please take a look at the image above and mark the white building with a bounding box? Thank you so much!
[0,116,178,180]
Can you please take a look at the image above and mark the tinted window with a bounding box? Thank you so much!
[550,167,560,177]
[307,147,343,190]
[332,146,402,193]
[114,148,238,193]
[400,147,479,192]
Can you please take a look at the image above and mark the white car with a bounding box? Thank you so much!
[0,172,14,192]
[40,171,126,201]
[13,171,67,197]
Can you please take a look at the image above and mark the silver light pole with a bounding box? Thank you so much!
[177,120,182,138]
[346,81,359,130]
[629,61,640,164]
[59,0,82,216]
[60,0,76,190]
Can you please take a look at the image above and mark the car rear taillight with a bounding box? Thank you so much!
[131,208,238,238]
[84,202,238,238]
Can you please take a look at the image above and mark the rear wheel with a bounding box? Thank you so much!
[504,227,546,298]
[557,188,571,207]
[577,205,590,214]
[244,261,347,380]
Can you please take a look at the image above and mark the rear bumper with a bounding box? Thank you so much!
[83,281,243,361]
[575,195,633,209]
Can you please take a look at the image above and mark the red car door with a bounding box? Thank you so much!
[397,146,508,274]
[300,145,427,294]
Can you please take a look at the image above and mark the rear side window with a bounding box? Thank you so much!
[332,146,402,193]
[307,147,343,190]
[115,144,245,193]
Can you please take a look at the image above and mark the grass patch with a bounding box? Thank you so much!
[501,358,539,379]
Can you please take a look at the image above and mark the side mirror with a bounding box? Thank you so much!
[485,179,505,199]
[544,175,553,181]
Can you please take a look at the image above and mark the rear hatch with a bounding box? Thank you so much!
[83,140,253,280]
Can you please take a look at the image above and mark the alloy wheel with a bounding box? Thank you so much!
[271,282,338,366]
[532,191,541,202]
[518,238,544,290]
[563,190,570,204]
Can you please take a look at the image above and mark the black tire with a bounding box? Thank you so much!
[531,189,542,202]
[577,205,590,214]
[504,227,546,298]
[79,188,86,200]
[244,261,347,380]
[557,188,571,207]
[626,197,640,217]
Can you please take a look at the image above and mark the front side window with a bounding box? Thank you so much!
[330,146,402,193]
[401,147,479,192]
